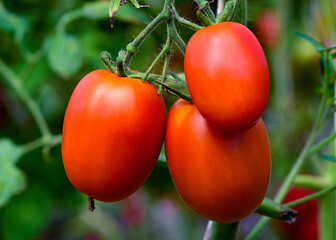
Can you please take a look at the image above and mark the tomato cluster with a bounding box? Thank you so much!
[62,22,270,224]
[166,22,271,223]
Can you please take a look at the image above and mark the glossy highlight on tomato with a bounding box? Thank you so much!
[62,70,166,202]
[165,99,271,223]
[184,22,270,132]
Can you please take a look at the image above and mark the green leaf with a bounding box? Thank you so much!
[0,139,26,208]
[46,34,82,78]
[82,1,109,20]
[117,4,150,25]
[296,32,325,51]
[318,154,336,162]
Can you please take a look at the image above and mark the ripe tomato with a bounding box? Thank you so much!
[276,187,319,240]
[165,99,271,223]
[62,70,166,202]
[184,22,270,132]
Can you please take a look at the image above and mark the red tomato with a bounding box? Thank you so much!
[254,9,281,50]
[184,22,270,132]
[277,187,319,240]
[62,70,166,202]
[165,99,271,223]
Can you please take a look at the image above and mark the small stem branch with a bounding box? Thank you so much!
[100,51,117,74]
[143,36,171,81]
[0,59,52,139]
[159,35,171,93]
[194,0,216,22]
[22,134,62,155]
[88,196,96,212]
[169,4,203,31]
[167,17,186,54]
[308,131,336,156]
[294,174,328,190]
[123,11,168,67]
[286,185,336,208]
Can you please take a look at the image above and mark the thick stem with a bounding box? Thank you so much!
[203,221,240,240]
[255,198,297,223]
[0,59,52,139]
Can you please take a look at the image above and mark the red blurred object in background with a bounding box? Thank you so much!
[277,187,319,240]
[120,191,145,228]
[255,9,281,50]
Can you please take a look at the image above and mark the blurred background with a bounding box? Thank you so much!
[0,0,335,239]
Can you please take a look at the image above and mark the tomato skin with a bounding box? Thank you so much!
[184,22,270,132]
[62,70,166,202]
[277,187,319,240]
[165,99,271,223]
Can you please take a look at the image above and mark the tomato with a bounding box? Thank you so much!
[165,99,271,223]
[254,9,281,50]
[184,22,270,132]
[62,70,166,202]
[276,187,319,240]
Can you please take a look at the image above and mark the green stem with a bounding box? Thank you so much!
[22,135,62,155]
[203,221,240,240]
[194,0,216,23]
[56,9,83,34]
[308,132,336,156]
[167,17,187,54]
[286,185,336,208]
[123,2,171,67]
[169,4,203,31]
[159,37,171,93]
[294,174,328,190]
[0,59,52,139]
[100,51,117,74]
[143,36,171,81]
[197,10,214,26]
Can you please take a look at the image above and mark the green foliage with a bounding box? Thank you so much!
[46,34,82,77]
[0,139,26,208]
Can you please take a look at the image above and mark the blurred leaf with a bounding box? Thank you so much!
[82,1,109,20]
[117,4,150,24]
[318,154,336,162]
[0,2,29,39]
[0,139,26,208]
[296,32,325,51]
[46,34,82,78]
[1,182,52,240]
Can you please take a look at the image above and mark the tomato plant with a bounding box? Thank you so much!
[62,69,166,202]
[184,22,270,132]
[165,99,271,223]
[276,187,319,240]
